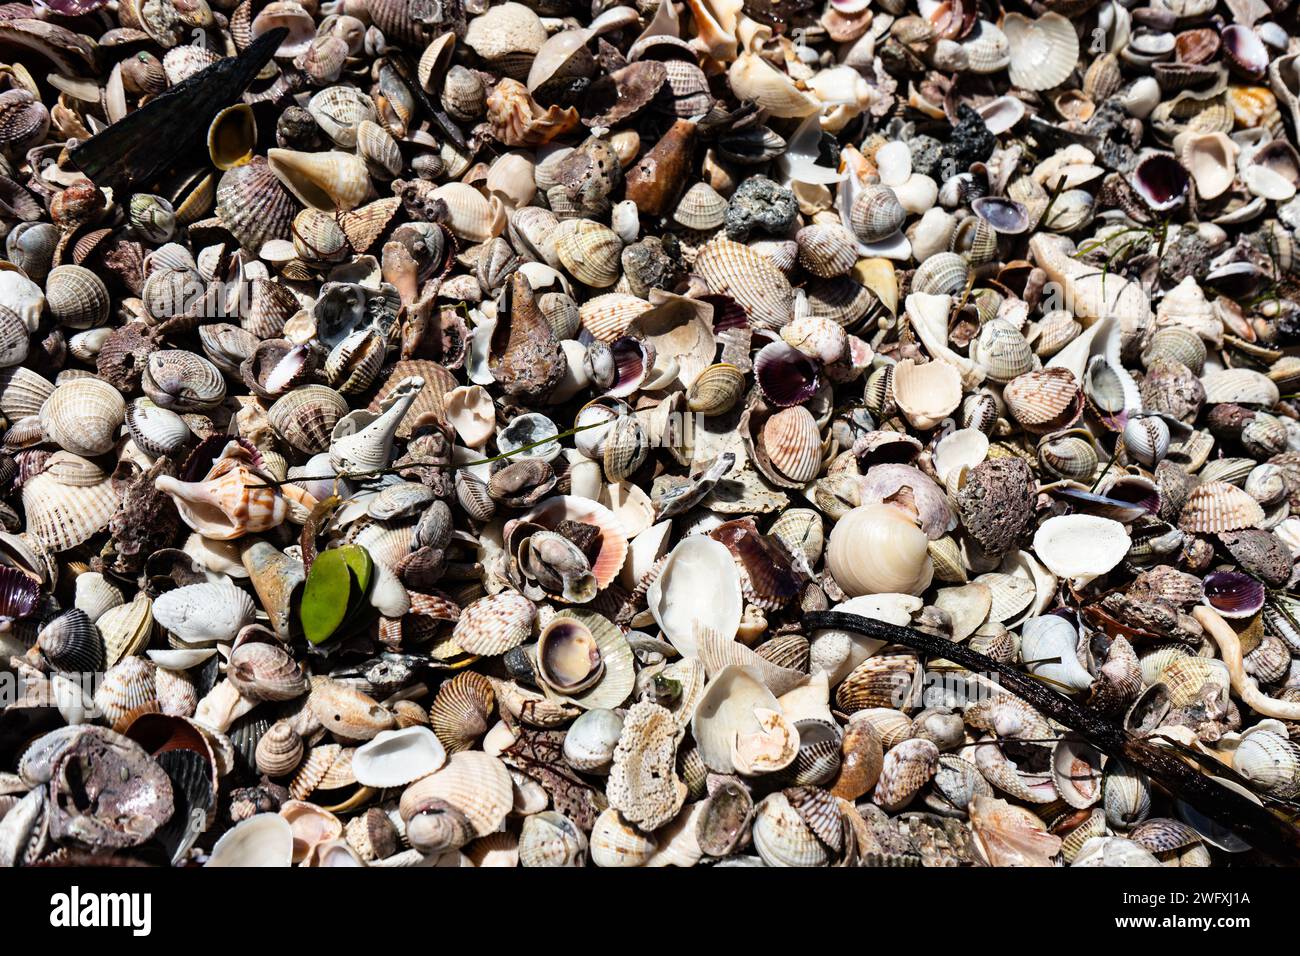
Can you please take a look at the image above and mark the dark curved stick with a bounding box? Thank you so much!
[805,610,1300,863]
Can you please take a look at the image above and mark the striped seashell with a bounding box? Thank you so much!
[672,182,727,231]
[554,218,623,288]
[1123,415,1171,469]
[849,185,906,242]
[22,466,120,552]
[850,708,914,753]
[0,366,55,420]
[1037,431,1098,481]
[142,350,227,412]
[972,318,1036,383]
[356,120,403,179]
[796,223,859,278]
[1200,367,1280,406]
[308,676,397,741]
[37,608,103,673]
[835,655,921,713]
[1002,367,1080,433]
[307,85,377,148]
[45,265,110,329]
[602,414,648,482]
[452,591,535,656]
[911,252,971,297]
[256,721,304,777]
[290,744,342,800]
[874,738,939,812]
[429,671,496,753]
[125,398,192,457]
[155,447,287,540]
[578,293,652,343]
[39,377,126,457]
[1004,12,1078,92]
[1032,310,1081,358]
[518,810,587,867]
[215,157,298,254]
[761,405,823,484]
[399,751,515,837]
[695,237,795,332]
[1178,480,1265,533]
[154,666,198,717]
[97,596,154,668]
[228,641,308,701]
[269,385,350,455]
[93,657,158,730]
[752,791,828,867]
[687,363,746,416]
[338,197,401,254]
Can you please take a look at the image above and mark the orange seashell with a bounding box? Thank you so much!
[486,78,580,148]
[154,441,287,540]
[1002,367,1082,433]
[623,118,696,218]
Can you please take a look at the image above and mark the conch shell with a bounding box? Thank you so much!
[488,273,567,401]
[329,375,424,476]
[155,441,288,540]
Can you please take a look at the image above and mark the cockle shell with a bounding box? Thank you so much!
[39,377,125,457]
[695,237,795,332]
[826,504,933,596]
[153,579,257,645]
[452,591,535,656]
[647,535,742,657]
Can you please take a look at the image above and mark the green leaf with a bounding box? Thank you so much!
[300,545,373,645]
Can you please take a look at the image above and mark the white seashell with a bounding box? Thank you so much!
[1020,615,1094,693]
[826,504,933,597]
[353,726,448,788]
[206,813,294,867]
[646,535,742,657]
[892,358,962,430]
[152,579,257,644]
[330,375,424,475]
[691,664,784,775]
[932,428,989,485]
[1003,13,1079,92]
[444,385,495,448]
[875,140,912,188]
[1032,515,1130,587]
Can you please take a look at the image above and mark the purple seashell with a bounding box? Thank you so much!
[0,565,40,625]
[754,340,820,407]
[1221,24,1268,78]
[603,336,654,398]
[34,0,111,15]
[1131,153,1190,213]
[971,196,1030,235]
[1202,570,1266,619]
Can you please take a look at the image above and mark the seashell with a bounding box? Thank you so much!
[1032,515,1129,587]
[22,463,120,553]
[1200,367,1279,406]
[94,657,157,730]
[45,265,110,330]
[452,591,535,657]
[754,341,820,408]
[74,570,122,627]
[330,375,423,476]
[687,363,745,416]
[39,377,126,457]
[971,319,1036,384]
[1003,12,1079,92]
[874,738,939,812]
[590,807,656,866]
[564,708,624,774]
[519,810,587,867]
[893,359,962,431]
[1233,729,1300,799]
[1179,480,1265,533]
[155,442,286,540]
[752,791,828,867]
[1038,430,1098,482]
[207,813,294,867]
[673,182,728,231]
[125,398,191,457]
[553,219,623,288]
[268,148,371,212]
[429,672,495,755]
[228,639,308,700]
[208,103,256,171]
[142,350,226,412]
[911,252,971,297]
[826,504,933,597]
[647,535,742,657]
[1122,415,1171,469]
[37,608,103,674]
[796,224,859,279]
[695,237,795,332]
[352,726,447,788]
[307,86,376,149]
[850,185,906,243]
[216,157,298,254]
[1180,132,1238,201]
[1020,615,1094,693]
[256,722,304,777]
[97,596,154,669]
[151,582,248,663]
[1201,570,1266,619]
[1003,367,1080,434]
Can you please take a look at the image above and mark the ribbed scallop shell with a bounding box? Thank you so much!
[215,157,298,254]
[578,293,652,343]
[0,367,55,420]
[518,810,587,867]
[268,385,351,455]
[452,591,535,656]
[399,751,515,837]
[673,182,727,231]
[761,406,823,484]
[835,655,921,712]
[45,265,110,329]
[256,721,304,777]
[1003,367,1080,431]
[37,608,103,673]
[972,319,1036,383]
[554,218,623,288]
[1004,12,1079,92]
[874,738,940,812]
[1179,480,1265,533]
[97,596,154,668]
[429,671,495,753]
[1200,367,1280,406]
[125,398,191,457]
[228,641,308,700]
[1038,432,1097,481]
[22,466,120,552]
[93,657,158,730]
[849,185,906,242]
[911,252,972,297]
[39,377,126,457]
[695,237,795,332]
[796,223,859,278]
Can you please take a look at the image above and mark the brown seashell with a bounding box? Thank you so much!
[695,237,795,332]
[429,671,496,753]
[623,118,695,219]
[488,272,567,400]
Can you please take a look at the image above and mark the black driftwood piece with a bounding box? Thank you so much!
[804,610,1300,863]
[70,28,287,192]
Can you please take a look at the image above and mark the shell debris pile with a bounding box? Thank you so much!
[2,0,1300,869]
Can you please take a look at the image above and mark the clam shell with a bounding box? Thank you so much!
[430,671,495,754]
[451,591,535,656]
[695,237,795,332]
[1179,480,1265,533]
[45,264,110,330]
[40,377,126,457]
[352,726,448,789]
[1004,12,1079,91]
[554,218,623,288]
[268,385,351,455]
